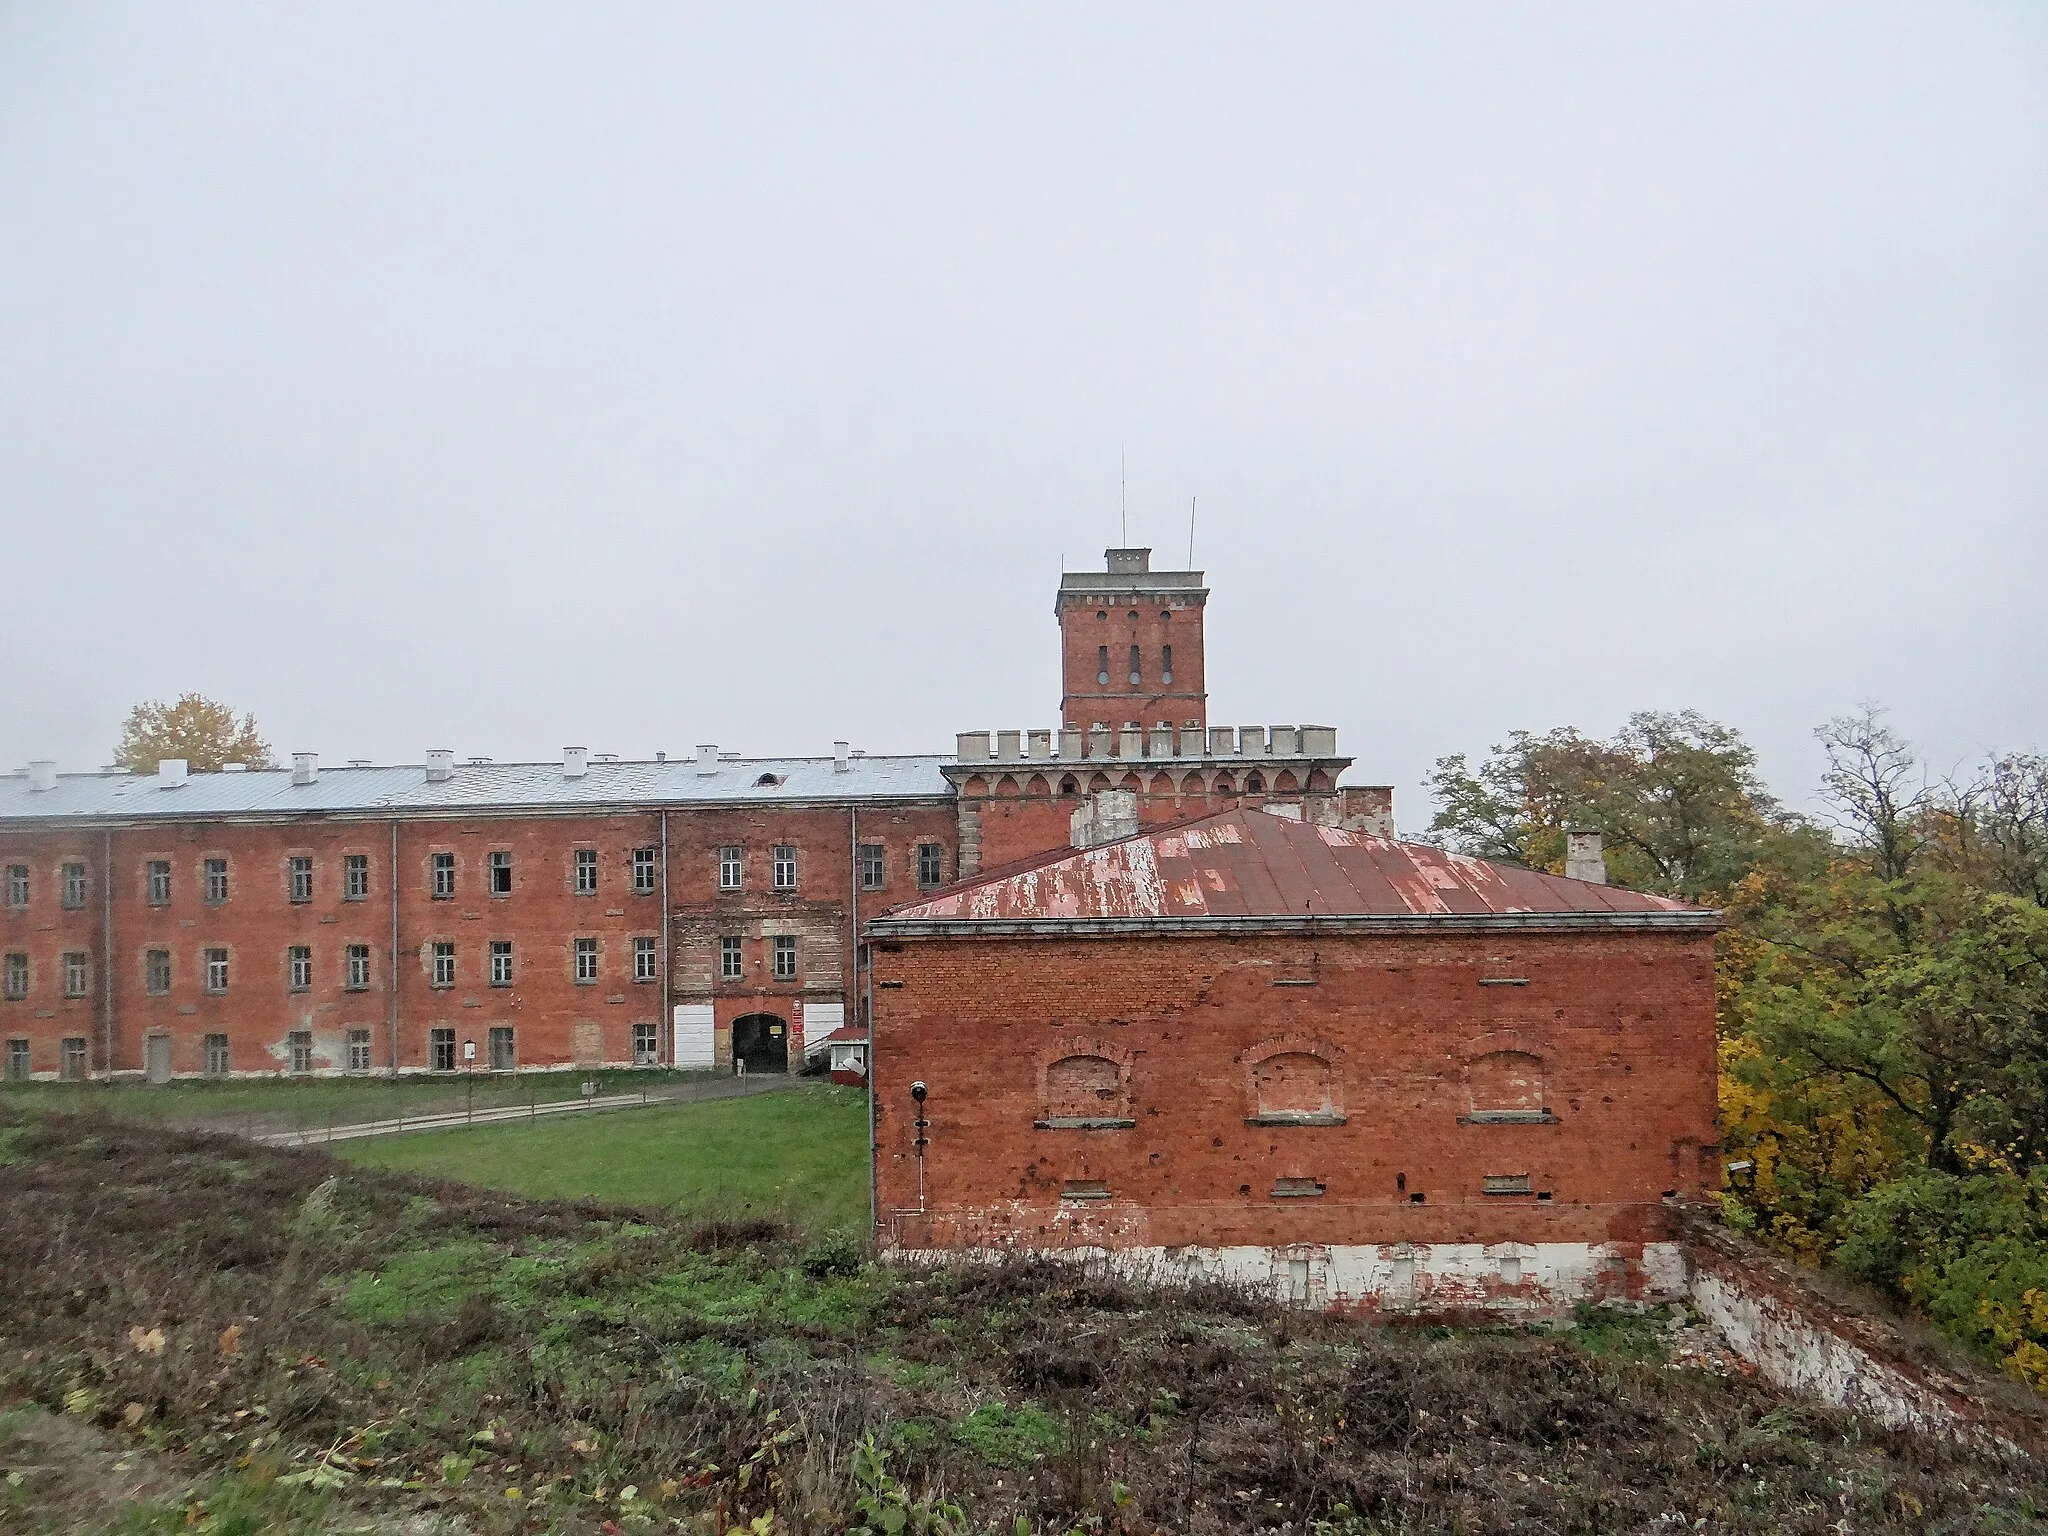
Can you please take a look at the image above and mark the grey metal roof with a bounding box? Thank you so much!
[0,755,955,825]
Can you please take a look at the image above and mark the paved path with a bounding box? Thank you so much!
[254,1074,818,1146]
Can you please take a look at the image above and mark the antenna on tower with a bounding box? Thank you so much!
[1119,446,1127,545]
[1187,496,1197,568]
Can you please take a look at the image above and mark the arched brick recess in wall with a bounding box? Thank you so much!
[1026,773,1050,797]
[995,774,1020,796]
[1307,768,1334,792]
[1035,1036,1135,1128]
[1088,772,1113,792]
[1459,1031,1558,1123]
[1058,774,1080,797]
[1245,771,1266,794]
[1118,771,1143,793]
[1149,772,1175,797]
[1213,771,1236,795]
[1180,771,1206,797]
[1239,1034,1346,1125]
[1275,770,1299,793]
[963,775,989,796]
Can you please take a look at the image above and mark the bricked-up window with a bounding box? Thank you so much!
[145,949,171,995]
[718,846,742,891]
[574,937,599,983]
[1128,645,1142,686]
[1096,645,1109,686]
[772,936,797,980]
[857,843,885,891]
[346,1029,370,1072]
[345,945,371,990]
[204,948,229,993]
[63,952,88,998]
[1039,1054,1133,1128]
[5,1039,27,1079]
[3,953,27,1001]
[204,858,229,904]
[719,936,743,980]
[917,843,944,888]
[4,865,26,908]
[1466,1052,1549,1123]
[205,1034,229,1076]
[489,851,512,895]
[633,1021,657,1065]
[431,942,455,988]
[288,856,313,903]
[61,862,87,909]
[633,937,657,983]
[574,849,598,894]
[430,1027,455,1072]
[288,1030,313,1074]
[288,945,312,992]
[632,847,657,893]
[490,940,513,986]
[1249,1052,1343,1125]
[61,1037,86,1080]
[147,860,172,906]
[1161,643,1174,685]
[344,854,369,901]
[431,852,455,899]
[489,1025,515,1071]
[772,845,797,891]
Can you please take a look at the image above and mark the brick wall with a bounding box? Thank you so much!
[1057,589,1207,730]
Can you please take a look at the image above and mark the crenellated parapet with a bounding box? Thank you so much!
[951,723,1342,766]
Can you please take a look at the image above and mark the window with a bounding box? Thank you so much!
[204,948,229,993]
[5,1039,27,1080]
[633,1021,657,1065]
[1249,1051,1343,1125]
[1040,1054,1132,1128]
[574,848,598,894]
[145,949,171,995]
[4,865,25,908]
[917,843,944,888]
[574,937,598,983]
[147,860,172,906]
[61,862,87,909]
[204,858,229,903]
[1096,645,1109,686]
[858,843,884,891]
[63,952,88,999]
[288,945,312,992]
[344,854,369,901]
[3,953,26,1001]
[431,852,455,899]
[345,945,371,991]
[205,1033,229,1076]
[633,936,657,983]
[772,845,797,891]
[288,1030,313,1074]
[489,1025,515,1072]
[718,846,742,891]
[490,940,513,986]
[720,936,743,980]
[1128,645,1142,686]
[288,856,313,903]
[431,942,455,988]
[1162,644,1174,685]
[346,1029,370,1072]
[489,851,512,895]
[632,847,657,893]
[429,1027,455,1072]
[61,1037,86,1080]
[772,935,797,980]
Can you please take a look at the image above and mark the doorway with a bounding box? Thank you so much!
[732,1013,789,1075]
[145,1034,172,1085]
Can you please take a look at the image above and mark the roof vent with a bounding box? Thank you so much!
[158,758,188,789]
[1565,828,1608,885]
[595,753,618,763]
[222,762,248,772]
[348,759,371,768]
[27,761,56,793]
[425,750,455,783]
[833,740,851,773]
[563,746,588,779]
[292,752,318,786]
[695,744,718,776]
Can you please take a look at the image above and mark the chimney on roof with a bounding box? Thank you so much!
[1070,789,1139,850]
[158,758,188,789]
[695,744,718,776]
[291,752,318,786]
[425,750,454,783]
[1105,547,1151,574]
[833,740,851,773]
[563,746,588,779]
[27,761,56,793]
[1565,828,1608,885]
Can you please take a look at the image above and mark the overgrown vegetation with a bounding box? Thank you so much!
[1430,706,2048,1384]
[5,1105,2047,1533]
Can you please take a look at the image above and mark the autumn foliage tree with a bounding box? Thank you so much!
[115,695,272,775]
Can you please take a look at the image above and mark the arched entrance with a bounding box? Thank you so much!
[732,1013,790,1075]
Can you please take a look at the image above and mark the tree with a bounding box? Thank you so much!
[115,695,272,774]
[1816,704,1930,885]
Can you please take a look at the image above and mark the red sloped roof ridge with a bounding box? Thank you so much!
[872,806,1714,929]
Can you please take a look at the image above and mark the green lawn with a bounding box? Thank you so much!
[338,1082,871,1232]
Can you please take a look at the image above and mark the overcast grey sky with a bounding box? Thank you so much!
[2,3,2042,827]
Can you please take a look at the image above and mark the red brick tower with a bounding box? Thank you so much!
[1056,549,1209,732]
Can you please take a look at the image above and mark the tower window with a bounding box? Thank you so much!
[1096,646,1109,686]
[1162,644,1174,685]
[1129,645,1141,686]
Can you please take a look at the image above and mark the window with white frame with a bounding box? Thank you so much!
[574,848,598,894]
[431,942,455,988]
[429,1027,455,1072]
[489,851,512,895]
[6,1037,30,1079]
[63,952,88,999]
[288,856,313,903]
[288,1030,313,1074]
[633,936,657,983]
[718,846,742,891]
[574,937,599,982]
[204,1033,229,1076]
[4,865,26,908]
[917,843,944,888]
[345,944,371,990]
[489,1025,515,1071]
[145,949,171,995]
[61,1037,86,1080]
[288,945,312,992]
[204,948,229,993]
[147,860,172,906]
[858,843,884,891]
[632,1021,657,1065]
[490,940,513,986]
[772,935,797,980]
[632,847,657,893]
[430,852,455,899]
[3,953,27,1001]
[61,862,87,909]
[772,845,797,890]
[346,1029,371,1072]
[344,854,369,901]
[204,858,229,903]
[719,936,743,980]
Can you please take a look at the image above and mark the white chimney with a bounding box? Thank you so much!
[1070,789,1140,850]
[158,758,188,789]
[833,740,851,773]
[695,744,718,776]
[27,761,56,793]
[292,752,318,786]
[425,749,455,783]
[1565,828,1608,885]
[563,746,588,779]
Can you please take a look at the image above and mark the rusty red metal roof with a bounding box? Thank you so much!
[872,806,1712,932]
